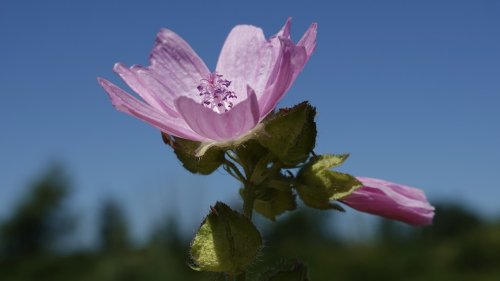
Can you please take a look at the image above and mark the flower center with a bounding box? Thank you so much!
[197,72,237,113]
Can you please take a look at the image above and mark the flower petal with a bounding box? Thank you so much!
[113,63,180,118]
[112,28,210,119]
[341,177,435,226]
[148,28,210,101]
[98,78,207,141]
[175,87,260,141]
[216,24,282,102]
[258,39,307,117]
[274,17,291,39]
[297,22,317,60]
[258,23,316,117]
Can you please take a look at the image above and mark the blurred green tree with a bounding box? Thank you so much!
[147,217,184,254]
[98,199,130,253]
[0,165,73,260]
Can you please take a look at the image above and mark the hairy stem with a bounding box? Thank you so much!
[224,159,246,183]
[235,182,256,281]
[242,183,255,220]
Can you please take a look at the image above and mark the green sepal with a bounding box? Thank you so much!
[258,259,309,281]
[296,154,362,210]
[234,139,269,176]
[245,177,297,221]
[258,102,316,167]
[189,202,262,274]
[163,134,225,175]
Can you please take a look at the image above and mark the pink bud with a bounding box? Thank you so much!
[341,177,435,226]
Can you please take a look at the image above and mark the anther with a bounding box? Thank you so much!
[196,72,237,113]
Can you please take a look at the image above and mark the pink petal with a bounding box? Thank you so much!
[258,22,316,117]
[258,39,307,117]
[341,177,435,226]
[287,22,317,85]
[113,29,210,120]
[113,63,180,118]
[275,17,292,38]
[356,177,429,202]
[175,87,260,141]
[147,28,210,101]
[263,18,292,86]
[98,78,207,141]
[298,22,318,59]
[216,24,282,103]
[216,19,316,120]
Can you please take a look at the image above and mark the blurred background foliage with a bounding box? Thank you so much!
[1,166,499,281]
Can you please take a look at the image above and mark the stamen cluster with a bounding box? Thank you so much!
[197,72,237,113]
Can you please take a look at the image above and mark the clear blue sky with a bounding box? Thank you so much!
[1,0,499,245]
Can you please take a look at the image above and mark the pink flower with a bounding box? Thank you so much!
[341,177,435,226]
[98,19,316,146]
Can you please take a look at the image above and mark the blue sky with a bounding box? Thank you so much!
[1,0,499,244]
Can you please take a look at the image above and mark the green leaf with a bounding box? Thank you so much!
[309,154,349,173]
[164,134,225,175]
[189,202,262,274]
[252,178,297,221]
[258,102,316,167]
[258,260,309,281]
[296,154,361,210]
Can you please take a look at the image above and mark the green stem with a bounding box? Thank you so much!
[226,151,242,166]
[242,183,255,220]
[235,182,256,281]
[224,159,246,183]
[231,149,268,281]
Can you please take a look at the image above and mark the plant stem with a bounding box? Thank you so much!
[224,159,246,183]
[234,182,256,281]
[242,183,255,220]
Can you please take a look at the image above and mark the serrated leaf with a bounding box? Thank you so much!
[295,183,346,210]
[258,102,316,167]
[253,179,297,221]
[296,154,361,210]
[189,202,262,274]
[258,259,309,281]
[165,135,225,175]
[310,154,349,173]
[316,171,361,200]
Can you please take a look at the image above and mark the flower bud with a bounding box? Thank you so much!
[341,177,435,226]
